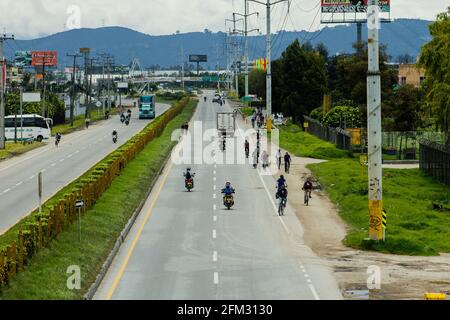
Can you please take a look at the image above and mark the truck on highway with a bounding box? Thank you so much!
[217,112,235,137]
[138,95,156,119]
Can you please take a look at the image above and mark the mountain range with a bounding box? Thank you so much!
[4,19,432,69]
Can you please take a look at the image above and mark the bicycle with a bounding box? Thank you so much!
[278,197,287,216]
[303,188,312,206]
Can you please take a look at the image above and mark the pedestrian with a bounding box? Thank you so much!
[85,118,90,129]
[261,150,269,169]
[252,149,258,169]
[276,149,282,170]
[251,115,256,128]
[284,152,291,174]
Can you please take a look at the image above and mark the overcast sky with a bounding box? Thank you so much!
[1,0,449,39]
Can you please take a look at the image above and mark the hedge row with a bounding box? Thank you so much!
[0,97,191,290]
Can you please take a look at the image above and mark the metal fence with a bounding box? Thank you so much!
[420,140,450,186]
[303,116,352,151]
[383,131,446,160]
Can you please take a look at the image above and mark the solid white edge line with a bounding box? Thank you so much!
[235,119,290,234]
[309,284,320,300]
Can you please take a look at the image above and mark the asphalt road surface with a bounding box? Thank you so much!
[0,103,170,234]
[95,91,342,300]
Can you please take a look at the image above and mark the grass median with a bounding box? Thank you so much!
[0,99,197,300]
[0,142,44,162]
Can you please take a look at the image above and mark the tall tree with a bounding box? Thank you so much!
[419,7,450,145]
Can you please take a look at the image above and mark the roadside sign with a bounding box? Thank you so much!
[303,122,309,128]
[75,200,85,208]
[96,101,102,108]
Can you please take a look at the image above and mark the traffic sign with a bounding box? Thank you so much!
[76,200,84,208]
[96,101,102,108]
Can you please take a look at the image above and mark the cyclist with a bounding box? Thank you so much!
[276,175,287,192]
[55,132,62,147]
[302,178,313,200]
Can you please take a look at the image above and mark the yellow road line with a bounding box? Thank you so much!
[106,160,174,300]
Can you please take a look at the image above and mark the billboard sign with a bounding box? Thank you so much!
[321,0,390,13]
[117,82,129,89]
[15,51,32,68]
[23,92,41,103]
[31,51,58,67]
[189,55,208,63]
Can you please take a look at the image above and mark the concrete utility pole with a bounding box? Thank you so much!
[249,0,289,131]
[226,15,243,97]
[0,34,14,150]
[366,0,383,241]
[67,53,82,127]
[233,0,259,99]
[181,47,185,90]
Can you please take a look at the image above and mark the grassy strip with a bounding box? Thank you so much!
[280,123,353,160]
[0,99,197,299]
[0,142,44,162]
[308,159,450,256]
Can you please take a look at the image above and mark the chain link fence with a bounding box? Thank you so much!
[303,116,352,151]
[420,140,450,186]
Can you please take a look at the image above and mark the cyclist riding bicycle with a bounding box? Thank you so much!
[302,178,313,199]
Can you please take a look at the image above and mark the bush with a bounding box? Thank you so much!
[323,106,361,128]
[309,107,324,122]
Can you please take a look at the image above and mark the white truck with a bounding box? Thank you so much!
[217,112,235,138]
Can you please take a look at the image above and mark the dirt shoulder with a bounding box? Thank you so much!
[285,154,450,300]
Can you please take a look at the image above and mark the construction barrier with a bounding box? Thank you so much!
[0,97,191,291]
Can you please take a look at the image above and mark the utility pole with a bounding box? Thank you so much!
[249,0,289,131]
[366,0,383,241]
[0,34,14,150]
[181,47,185,90]
[41,57,47,117]
[234,0,259,100]
[67,53,82,127]
[226,15,243,98]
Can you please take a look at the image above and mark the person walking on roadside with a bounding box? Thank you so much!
[284,151,291,174]
[276,149,282,170]
[252,149,258,169]
[251,115,256,128]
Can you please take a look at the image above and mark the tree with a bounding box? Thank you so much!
[384,85,423,132]
[278,40,327,119]
[419,7,450,145]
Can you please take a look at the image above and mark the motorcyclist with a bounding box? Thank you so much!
[120,113,126,123]
[204,96,207,102]
[183,167,194,180]
[112,129,118,142]
[222,182,235,196]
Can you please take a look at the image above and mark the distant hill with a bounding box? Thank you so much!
[4,19,432,69]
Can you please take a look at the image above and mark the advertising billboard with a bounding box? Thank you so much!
[15,51,32,68]
[321,0,390,13]
[31,51,58,67]
[189,55,208,63]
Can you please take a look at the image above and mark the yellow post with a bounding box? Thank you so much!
[369,200,383,241]
[304,122,309,134]
[267,118,272,133]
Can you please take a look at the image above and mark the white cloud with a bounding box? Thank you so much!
[0,0,449,39]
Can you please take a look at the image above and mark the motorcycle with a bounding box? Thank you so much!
[113,134,118,143]
[245,147,249,159]
[125,117,130,126]
[222,189,235,210]
[120,114,126,123]
[185,178,194,192]
[204,97,207,102]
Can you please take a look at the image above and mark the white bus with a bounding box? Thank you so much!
[4,114,53,142]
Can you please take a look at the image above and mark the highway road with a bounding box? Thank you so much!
[0,103,171,234]
[95,91,342,300]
